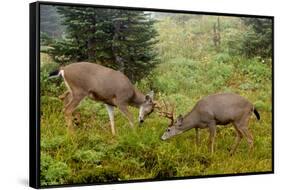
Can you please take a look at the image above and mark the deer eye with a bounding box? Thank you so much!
[166,128,171,132]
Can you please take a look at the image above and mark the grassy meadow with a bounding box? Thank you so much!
[40,15,272,186]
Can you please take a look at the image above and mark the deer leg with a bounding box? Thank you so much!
[62,91,80,125]
[236,114,253,154]
[64,94,72,106]
[235,112,254,153]
[105,104,115,136]
[195,128,200,147]
[60,91,72,106]
[208,122,216,154]
[64,93,85,129]
[116,104,134,128]
[230,127,243,156]
[59,91,70,101]
[240,127,254,153]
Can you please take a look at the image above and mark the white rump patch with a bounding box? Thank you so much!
[60,70,71,93]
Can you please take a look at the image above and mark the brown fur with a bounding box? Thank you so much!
[161,93,260,155]
[58,62,154,135]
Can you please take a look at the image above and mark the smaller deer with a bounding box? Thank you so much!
[159,93,260,155]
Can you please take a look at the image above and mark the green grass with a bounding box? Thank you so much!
[40,55,272,185]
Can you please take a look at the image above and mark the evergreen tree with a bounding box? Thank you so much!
[111,10,158,81]
[241,18,272,58]
[45,6,158,82]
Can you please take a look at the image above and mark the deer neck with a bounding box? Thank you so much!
[131,88,145,108]
[182,112,198,131]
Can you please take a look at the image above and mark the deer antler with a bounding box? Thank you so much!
[155,100,175,126]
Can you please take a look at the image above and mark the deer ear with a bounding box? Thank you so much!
[145,91,154,101]
[145,94,151,101]
[148,90,154,99]
[177,114,184,124]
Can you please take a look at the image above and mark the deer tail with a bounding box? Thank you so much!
[48,69,61,79]
[253,107,260,120]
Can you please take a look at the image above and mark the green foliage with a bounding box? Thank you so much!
[41,153,71,186]
[241,18,272,58]
[40,60,65,97]
[237,57,272,83]
[141,57,234,98]
[215,17,272,59]
[223,27,244,56]
[69,166,121,184]
[72,150,105,164]
[41,135,67,150]
[254,100,271,112]
[213,52,232,64]
[44,38,84,63]
[154,16,215,61]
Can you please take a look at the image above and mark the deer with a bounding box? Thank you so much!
[49,62,156,135]
[159,93,260,155]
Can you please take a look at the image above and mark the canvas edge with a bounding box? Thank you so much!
[29,2,40,189]
[29,1,274,189]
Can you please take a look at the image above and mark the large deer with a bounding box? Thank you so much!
[49,62,156,135]
[159,93,260,155]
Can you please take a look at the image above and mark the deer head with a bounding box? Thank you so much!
[155,100,185,140]
[138,91,155,123]
[161,114,185,140]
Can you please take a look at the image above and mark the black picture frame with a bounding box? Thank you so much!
[30,1,274,188]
